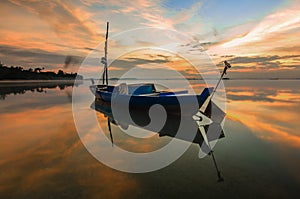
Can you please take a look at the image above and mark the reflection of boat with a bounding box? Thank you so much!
[91,98,225,155]
[0,81,82,100]
[91,97,226,181]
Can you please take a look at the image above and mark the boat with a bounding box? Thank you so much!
[90,83,214,114]
[89,22,231,115]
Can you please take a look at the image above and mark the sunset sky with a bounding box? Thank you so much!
[0,0,300,78]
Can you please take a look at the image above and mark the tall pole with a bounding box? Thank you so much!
[200,61,231,113]
[210,60,231,100]
[102,22,109,85]
[105,22,109,85]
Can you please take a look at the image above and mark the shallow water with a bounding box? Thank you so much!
[0,80,299,198]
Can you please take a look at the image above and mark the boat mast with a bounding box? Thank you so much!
[101,22,109,85]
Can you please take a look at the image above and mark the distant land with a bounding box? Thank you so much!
[0,61,83,80]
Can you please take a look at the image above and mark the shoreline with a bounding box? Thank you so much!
[0,80,83,87]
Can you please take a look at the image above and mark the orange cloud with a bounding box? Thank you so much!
[209,4,300,56]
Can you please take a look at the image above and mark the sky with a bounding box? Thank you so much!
[0,0,300,78]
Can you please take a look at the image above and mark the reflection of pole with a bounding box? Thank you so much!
[199,126,224,182]
[108,118,114,147]
[207,141,224,182]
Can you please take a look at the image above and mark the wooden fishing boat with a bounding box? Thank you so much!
[89,22,221,114]
[90,83,214,114]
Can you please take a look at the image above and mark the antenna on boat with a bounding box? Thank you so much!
[101,22,109,85]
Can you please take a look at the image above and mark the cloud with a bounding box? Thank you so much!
[0,45,83,69]
[101,51,205,79]
[1,0,205,71]
[218,55,300,71]
[79,0,203,31]
[206,2,300,67]
[9,0,94,35]
[64,55,81,68]
[110,55,170,70]
[2,0,300,79]
[228,55,281,64]
[220,4,300,48]
[7,0,100,48]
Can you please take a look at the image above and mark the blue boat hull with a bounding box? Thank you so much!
[90,85,213,115]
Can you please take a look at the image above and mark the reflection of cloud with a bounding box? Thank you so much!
[227,89,278,103]
[229,105,300,149]
[0,82,79,101]
[0,105,138,198]
[227,87,300,103]
[227,84,300,150]
[95,108,170,153]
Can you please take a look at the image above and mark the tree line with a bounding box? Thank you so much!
[0,61,83,80]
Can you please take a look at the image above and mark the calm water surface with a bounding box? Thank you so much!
[0,80,299,198]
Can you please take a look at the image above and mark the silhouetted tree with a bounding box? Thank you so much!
[34,67,44,73]
[0,61,83,80]
[57,70,64,76]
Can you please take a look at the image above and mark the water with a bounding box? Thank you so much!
[0,80,299,198]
